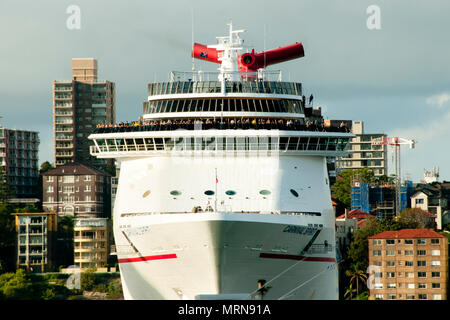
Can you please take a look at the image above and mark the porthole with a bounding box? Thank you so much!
[290,189,299,197]
[204,190,215,196]
[225,190,236,196]
[170,190,182,196]
[259,190,271,196]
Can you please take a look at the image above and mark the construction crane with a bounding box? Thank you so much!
[372,136,416,216]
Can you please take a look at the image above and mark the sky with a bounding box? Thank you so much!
[1,0,449,182]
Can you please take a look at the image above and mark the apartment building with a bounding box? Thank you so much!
[411,182,450,230]
[338,121,388,176]
[11,211,58,273]
[0,125,40,200]
[73,217,110,270]
[53,58,115,171]
[42,162,111,218]
[368,229,448,300]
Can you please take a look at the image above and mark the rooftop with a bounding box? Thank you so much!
[42,162,109,176]
[369,229,445,239]
[336,209,375,220]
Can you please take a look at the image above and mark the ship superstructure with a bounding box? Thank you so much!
[89,23,353,300]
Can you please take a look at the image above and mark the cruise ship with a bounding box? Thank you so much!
[88,23,353,300]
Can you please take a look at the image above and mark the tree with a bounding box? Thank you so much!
[0,269,34,299]
[39,161,54,174]
[0,204,16,272]
[345,265,367,298]
[331,168,375,207]
[0,167,14,203]
[397,208,436,229]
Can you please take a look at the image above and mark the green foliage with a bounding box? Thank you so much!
[0,203,16,272]
[331,168,375,207]
[0,167,14,203]
[39,161,54,174]
[397,208,436,229]
[0,269,34,300]
[81,269,97,291]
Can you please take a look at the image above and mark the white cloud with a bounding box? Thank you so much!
[426,92,450,108]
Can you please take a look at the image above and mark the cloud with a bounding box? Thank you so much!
[426,92,450,108]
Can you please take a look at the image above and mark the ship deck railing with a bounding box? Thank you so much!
[149,72,301,97]
[89,131,353,157]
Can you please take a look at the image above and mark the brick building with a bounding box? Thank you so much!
[368,229,448,300]
[42,162,111,218]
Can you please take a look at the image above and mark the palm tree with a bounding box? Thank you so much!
[345,265,368,298]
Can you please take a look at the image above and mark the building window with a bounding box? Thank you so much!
[415,198,424,204]
[372,239,382,245]
[386,261,395,267]
[418,283,427,289]
[406,294,415,300]
[386,239,395,245]
[418,294,427,300]
[405,250,413,256]
[417,261,426,267]
[386,250,395,256]
[406,283,415,289]
[47,196,54,203]
[432,294,442,300]
[374,283,383,289]
[46,186,54,193]
[418,272,426,278]
[63,175,74,183]
[417,250,426,256]
[405,239,413,245]
[84,175,92,181]
[386,272,395,278]
[417,239,426,245]
[432,283,441,289]
[85,185,91,192]
[387,283,396,289]
[431,238,440,245]
[431,260,441,267]
[431,250,440,256]
[406,272,414,278]
[431,272,440,278]
[373,250,381,256]
[405,261,413,267]
[46,176,54,182]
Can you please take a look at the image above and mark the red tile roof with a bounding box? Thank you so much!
[369,229,444,239]
[336,209,375,220]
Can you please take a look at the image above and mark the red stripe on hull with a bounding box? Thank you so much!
[260,253,336,263]
[118,253,177,264]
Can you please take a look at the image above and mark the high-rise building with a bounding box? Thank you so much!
[0,125,40,200]
[368,229,448,300]
[53,58,115,171]
[338,121,388,177]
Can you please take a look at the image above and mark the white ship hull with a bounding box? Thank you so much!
[113,155,339,300]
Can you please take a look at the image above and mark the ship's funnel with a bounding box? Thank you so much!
[238,42,305,72]
[192,43,223,64]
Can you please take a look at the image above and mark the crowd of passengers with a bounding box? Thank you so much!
[94,118,350,133]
